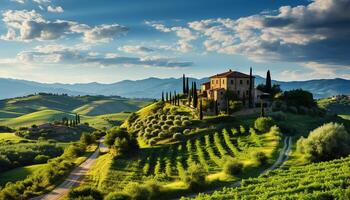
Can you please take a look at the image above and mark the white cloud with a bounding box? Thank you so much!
[118,45,154,54]
[146,21,197,53]
[11,0,50,4]
[1,44,193,69]
[1,10,128,43]
[47,6,64,13]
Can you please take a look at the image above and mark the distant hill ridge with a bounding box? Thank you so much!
[0,76,349,99]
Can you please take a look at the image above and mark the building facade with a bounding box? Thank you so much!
[201,70,256,109]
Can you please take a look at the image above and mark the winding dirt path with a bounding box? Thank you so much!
[176,136,292,199]
[31,139,106,200]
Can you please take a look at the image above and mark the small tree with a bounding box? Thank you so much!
[254,117,275,133]
[183,74,186,94]
[161,91,164,102]
[266,70,272,94]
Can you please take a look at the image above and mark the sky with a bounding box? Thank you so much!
[0,0,349,83]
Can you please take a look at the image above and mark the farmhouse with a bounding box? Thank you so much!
[201,69,265,110]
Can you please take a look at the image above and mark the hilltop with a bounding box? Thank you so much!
[0,93,151,129]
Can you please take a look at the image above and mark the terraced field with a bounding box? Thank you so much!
[188,156,350,200]
[93,126,281,194]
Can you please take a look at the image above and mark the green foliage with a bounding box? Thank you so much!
[0,141,63,172]
[188,157,350,200]
[269,111,287,121]
[183,163,207,191]
[254,117,275,133]
[67,186,103,200]
[297,122,350,162]
[284,89,316,108]
[105,192,131,200]
[253,151,268,166]
[223,158,243,176]
[123,182,151,200]
[80,132,95,145]
[229,101,243,112]
[64,142,86,158]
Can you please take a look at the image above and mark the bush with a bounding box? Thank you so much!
[239,125,246,135]
[34,155,50,164]
[223,158,243,176]
[284,89,316,108]
[182,120,191,126]
[167,115,175,120]
[124,183,150,200]
[175,115,182,120]
[105,192,131,200]
[148,138,157,146]
[173,133,185,141]
[183,163,207,191]
[254,117,275,133]
[298,106,309,115]
[183,129,191,135]
[269,111,287,121]
[174,120,182,126]
[253,151,268,166]
[144,180,161,199]
[161,125,170,131]
[287,106,298,114]
[296,122,350,162]
[67,186,103,200]
[169,126,181,133]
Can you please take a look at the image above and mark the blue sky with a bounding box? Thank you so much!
[0,0,349,83]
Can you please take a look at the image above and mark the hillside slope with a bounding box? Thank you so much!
[0,94,150,129]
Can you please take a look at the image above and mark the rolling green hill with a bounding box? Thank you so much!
[0,94,151,129]
[318,95,350,115]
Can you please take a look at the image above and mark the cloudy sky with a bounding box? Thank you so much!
[0,0,349,83]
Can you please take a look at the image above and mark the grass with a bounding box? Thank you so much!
[0,164,47,187]
[84,153,113,189]
[0,132,22,141]
[0,94,150,129]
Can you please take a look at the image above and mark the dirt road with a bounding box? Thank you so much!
[31,140,106,200]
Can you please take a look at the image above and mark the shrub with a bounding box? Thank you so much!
[165,120,173,126]
[287,106,298,114]
[253,152,268,166]
[169,126,181,133]
[254,117,275,133]
[183,129,191,135]
[105,192,131,200]
[80,132,95,145]
[269,111,287,121]
[175,115,182,120]
[167,115,175,120]
[271,101,283,111]
[161,124,170,131]
[181,116,190,121]
[296,122,350,162]
[174,120,182,126]
[151,129,160,137]
[67,186,103,200]
[34,155,50,164]
[183,163,207,191]
[64,143,86,158]
[144,180,161,199]
[223,158,243,176]
[158,132,168,138]
[239,125,246,135]
[182,120,191,126]
[284,89,316,108]
[123,183,150,200]
[298,106,309,115]
[152,124,161,130]
[148,138,157,146]
[173,133,185,141]
[160,115,167,121]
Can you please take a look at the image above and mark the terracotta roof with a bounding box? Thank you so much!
[210,70,253,78]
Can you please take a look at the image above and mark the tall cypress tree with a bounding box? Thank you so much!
[186,78,189,94]
[260,100,265,117]
[248,67,253,108]
[78,115,80,124]
[169,92,172,104]
[177,94,180,106]
[266,70,272,94]
[162,92,164,102]
[193,82,198,108]
[166,92,169,102]
[199,98,203,120]
[174,91,177,105]
[183,74,186,94]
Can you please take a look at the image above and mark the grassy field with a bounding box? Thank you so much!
[0,132,23,141]
[0,94,150,129]
[0,164,47,187]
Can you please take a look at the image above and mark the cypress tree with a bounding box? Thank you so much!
[186,78,189,94]
[260,101,265,117]
[174,91,177,105]
[193,82,198,108]
[215,100,218,116]
[199,98,203,120]
[166,92,169,102]
[266,70,272,94]
[170,92,172,104]
[177,94,180,106]
[183,74,186,94]
[162,92,164,102]
[78,115,80,124]
[248,67,253,108]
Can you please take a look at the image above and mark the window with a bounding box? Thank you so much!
[216,80,218,84]
[212,80,214,85]
[231,80,234,84]
[240,80,243,84]
[247,80,249,85]
[222,79,225,84]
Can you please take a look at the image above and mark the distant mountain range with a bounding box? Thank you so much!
[0,76,349,99]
